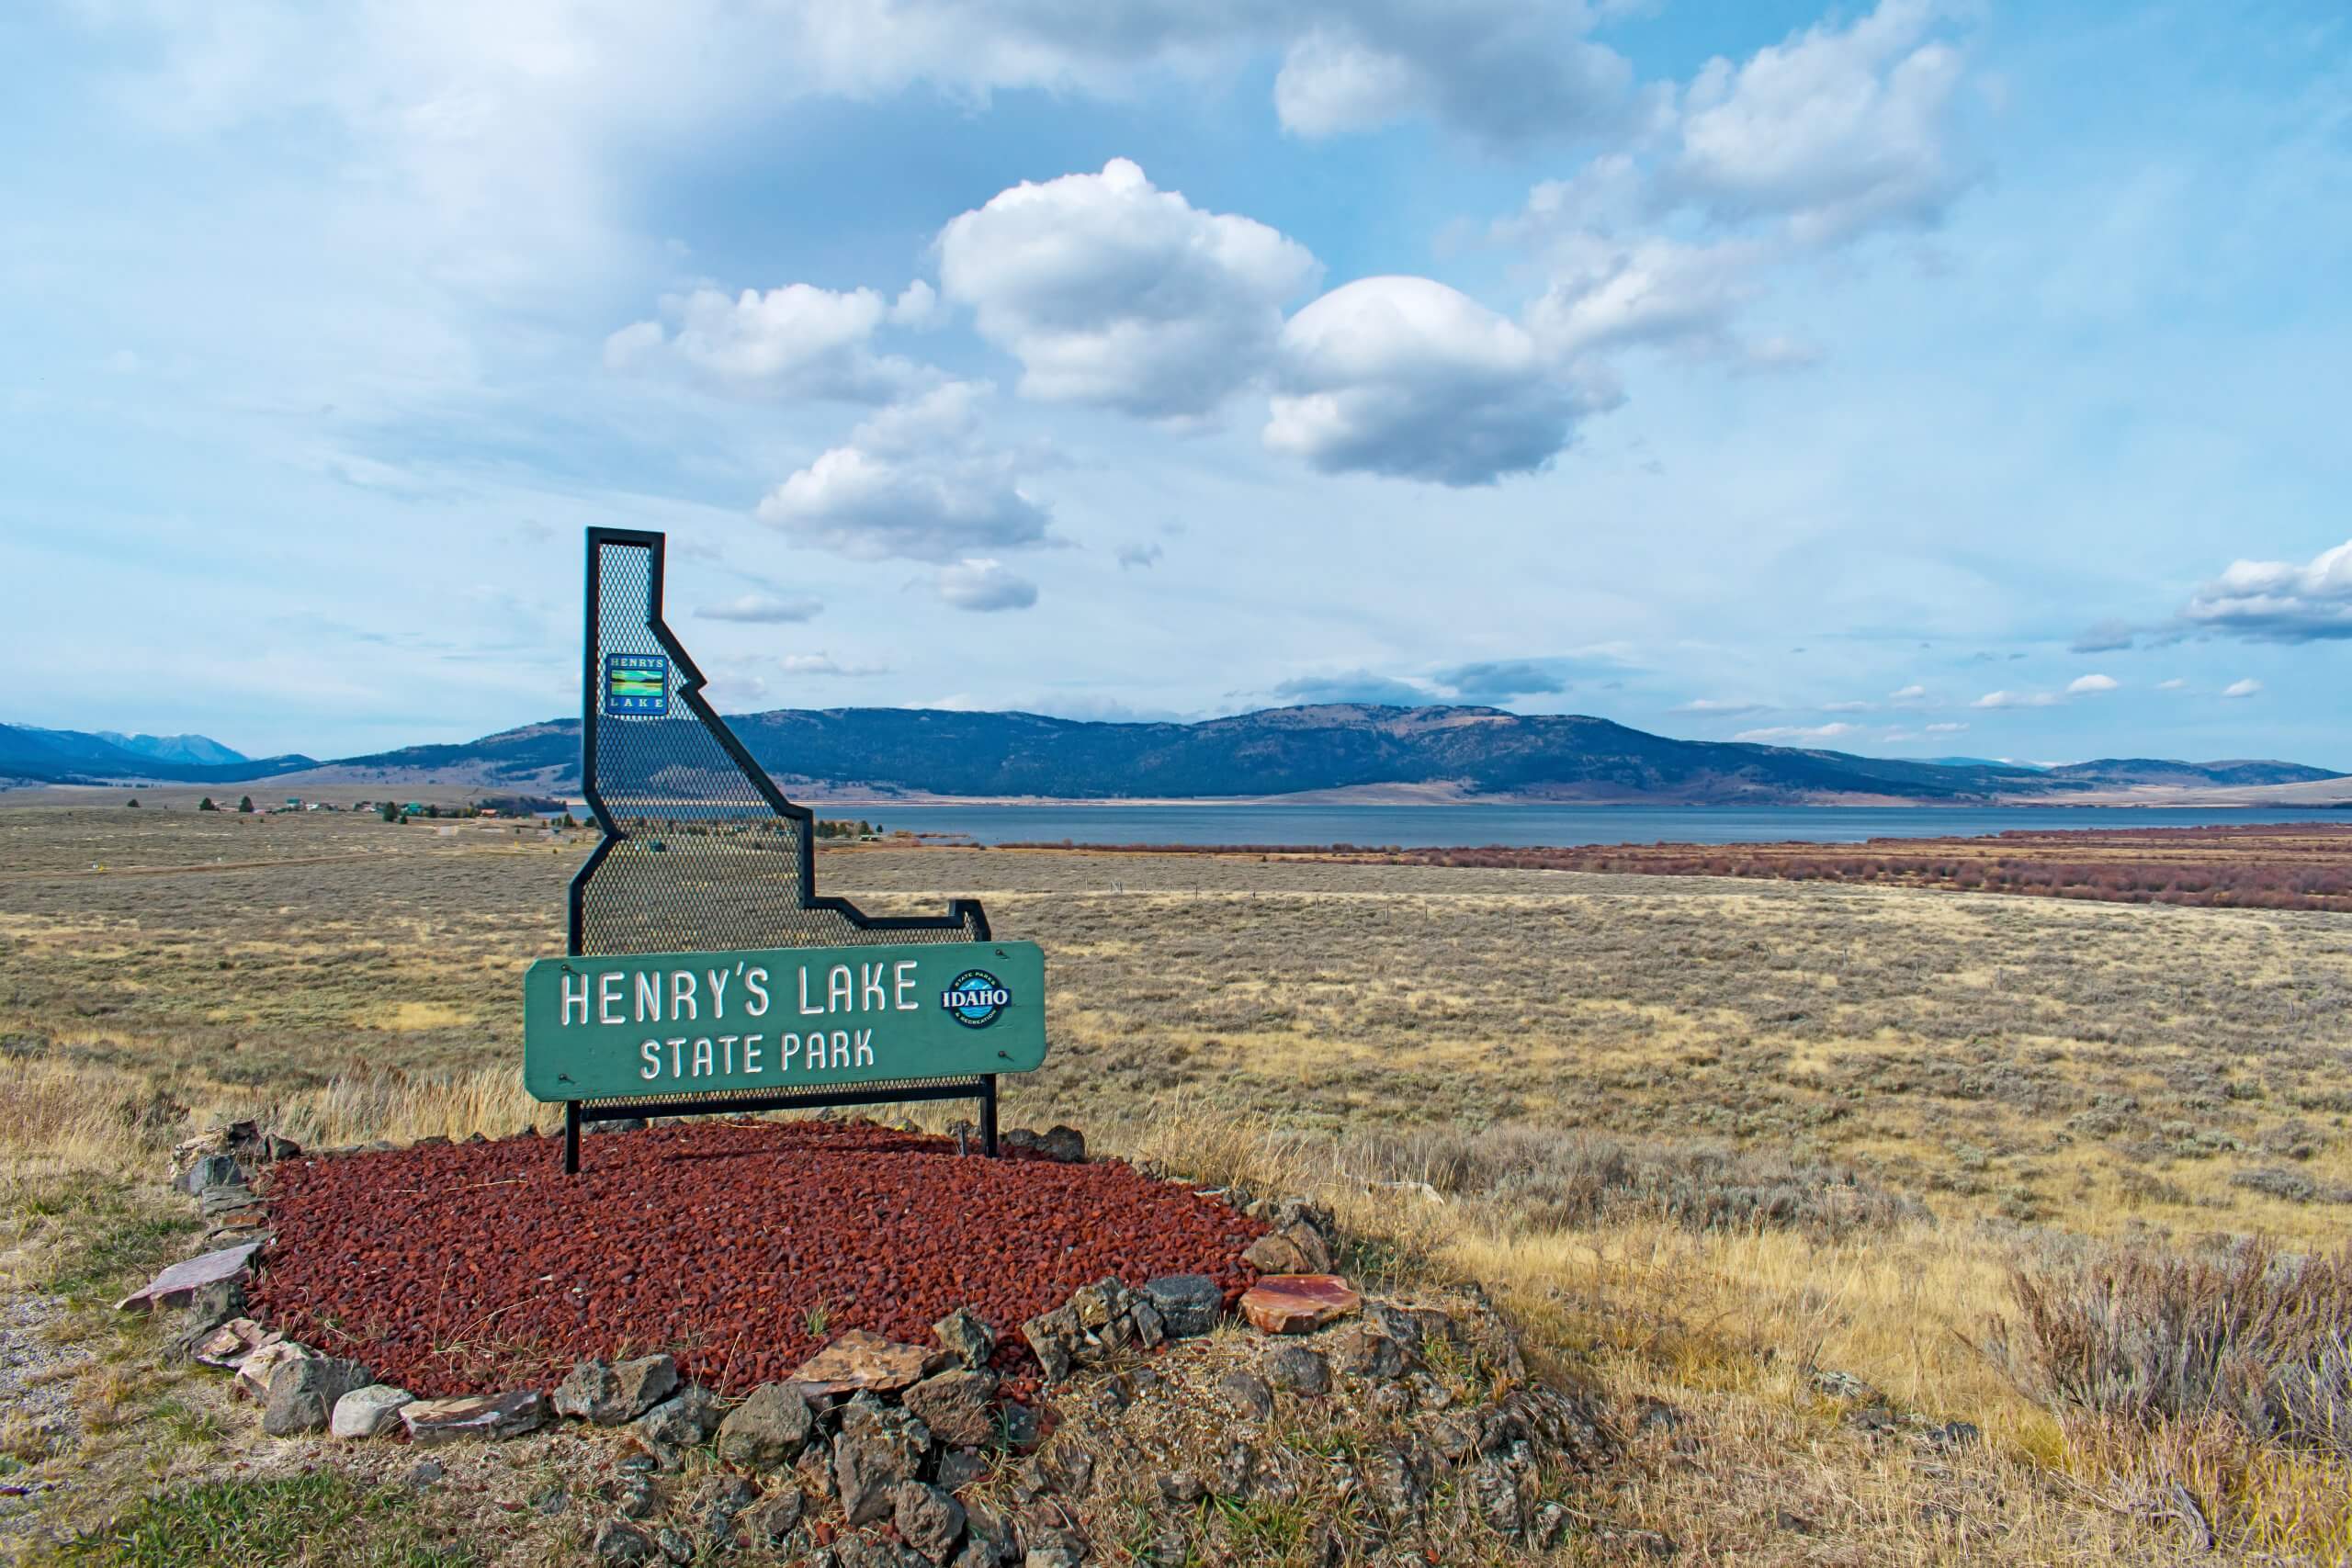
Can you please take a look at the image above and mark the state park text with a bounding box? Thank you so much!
[520,939,1047,1103]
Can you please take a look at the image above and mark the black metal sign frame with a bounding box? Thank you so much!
[560,526,1003,1170]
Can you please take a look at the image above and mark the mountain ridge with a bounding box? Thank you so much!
[9,707,2334,807]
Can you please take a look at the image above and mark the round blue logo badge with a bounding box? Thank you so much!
[941,969,1011,1028]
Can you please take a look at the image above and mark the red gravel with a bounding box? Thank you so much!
[252,1120,1264,1398]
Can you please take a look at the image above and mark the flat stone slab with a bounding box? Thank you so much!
[786,1329,944,1399]
[191,1316,277,1371]
[401,1389,549,1447]
[234,1340,310,1402]
[331,1383,415,1439]
[1240,1274,1361,1335]
[114,1241,263,1314]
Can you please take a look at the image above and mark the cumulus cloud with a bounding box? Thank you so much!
[755,384,1052,563]
[1972,690,2060,709]
[1439,660,1567,699]
[1266,276,1605,485]
[1671,0,1973,244]
[1888,683,1928,700]
[933,558,1038,612]
[2155,678,2187,691]
[697,592,822,624]
[605,283,926,400]
[938,159,1320,419]
[2066,673,2119,694]
[1116,542,1164,570]
[1734,721,1859,744]
[2180,539,2352,640]
[2222,677,2263,699]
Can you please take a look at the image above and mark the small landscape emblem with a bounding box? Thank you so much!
[602,652,671,716]
[942,969,1012,1029]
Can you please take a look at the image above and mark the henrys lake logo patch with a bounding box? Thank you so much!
[602,652,671,716]
[522,940,1046,1100]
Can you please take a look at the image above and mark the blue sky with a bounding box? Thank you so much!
[4,1,2347,764]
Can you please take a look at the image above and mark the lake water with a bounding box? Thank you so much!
[838,803,2340,850]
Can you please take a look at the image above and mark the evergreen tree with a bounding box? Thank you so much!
[198,797,218,811]
[126,796,140,808]
[237,795,254,814]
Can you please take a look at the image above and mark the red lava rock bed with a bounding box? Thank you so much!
[253,1120,1265,1399]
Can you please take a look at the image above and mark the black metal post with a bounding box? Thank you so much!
[979,1075,999,1156]
[563,1100,581,1175]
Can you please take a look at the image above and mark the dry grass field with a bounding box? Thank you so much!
[3,799,2348,1563]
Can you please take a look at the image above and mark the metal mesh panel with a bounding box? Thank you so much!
[572,535,985,960]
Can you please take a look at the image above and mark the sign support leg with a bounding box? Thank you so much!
[563,1100,581,1175]
[980,1075,999,1156]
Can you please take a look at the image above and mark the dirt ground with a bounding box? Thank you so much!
[2,802,2346,1563]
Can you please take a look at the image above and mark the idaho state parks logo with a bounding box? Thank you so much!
[941,969,1012,1028]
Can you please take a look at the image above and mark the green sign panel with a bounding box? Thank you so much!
[522,939,1046,1103]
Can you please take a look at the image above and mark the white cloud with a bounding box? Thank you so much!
[605,283,925,400]
[1524,233,1770,362]
[2155,678,2188,691]
[2181,539,2352,640]
[1672,0,1973,244]
[1972,690,2060,709]
[933,558,1038,613]
[889,280,939,329]
[1734,721,1858,743]
[1821,699,1872,712]
[937,159,1320,420]
[755,383,1052,562]
[2065,673,2119,694]
[1117,542,1164,570]
[1266,276,1604,485]
[1925,721,1967,733]
[1271,6,1631,144]
[778,653,888,676]
[697,592,822,624]
[1888,683,1927,699]
[1676,698,1764,715]
[2222,677,2263,699]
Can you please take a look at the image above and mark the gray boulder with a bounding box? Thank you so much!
[833,1399,928,1526]
[1141,1274,1221,1338]
[895,1481,968,1564]
[635,1384,723,1451]
[903,1369,1000,1448]
[555,1355,681,1426]
[933,1307,996,1371]
[1020,1306,1080,1382]
[716,1382,812,1469]
[262,1356,371,1437]
[1263,1344,1329,1394]
[735,1488,803,1548]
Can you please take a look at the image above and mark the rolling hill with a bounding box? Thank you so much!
[0,725,312,786]
[9,707,2340,807]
